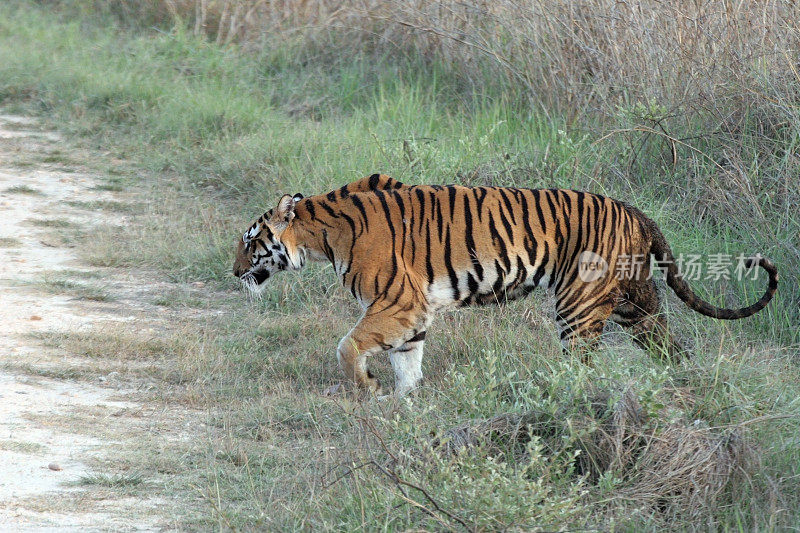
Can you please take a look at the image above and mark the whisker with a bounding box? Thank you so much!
[240,274,264,301]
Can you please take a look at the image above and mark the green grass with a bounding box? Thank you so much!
[0,2,798,531]
[0,440,48,454]
[66,199,137,212]
[91,176,126,191]
[50,268,103,279]
[36,277,114,302]
[3,362,94,382]
[3,184,43,195]
[40,150,78,165]
[153,288,208,308]
[0,237,22,247]
[24,218,76,228]
[77,472,145,488]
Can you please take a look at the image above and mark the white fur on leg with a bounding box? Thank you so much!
[389,342,424,396]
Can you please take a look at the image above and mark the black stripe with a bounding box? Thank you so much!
[553,192,573,287]
[407,330,427,343]
[410,222,417,266]
[532,189,548,233]
[497,200,516,246]
[474,187,488,221]
[321,230,335,263]
[544,190,560,250]
[509,256,527,292]
[305,199,317,220]
[341,212,357,237]
[491,259,505,299]
[609,200,618,248]
[517,191,538,267]
[488,211,511,272]
[554,265,582,302]
[591,195,602,240]
[318,201,338,218]
[368,173,380,189]
[443,226,460,301]
[498,188,517,225]
[571,192,585,277]
[466,272,479,296]
[435,194,444,242]
[463,192,484,281]
[350,195,369,232]
[414,188,426,236]
[425,220,434,284]
[532,241,549,286]
[349,272,359,299]
[374,190,399,296]
[340,212,357,277]
[393,190,407,260]
[447,185,458,220]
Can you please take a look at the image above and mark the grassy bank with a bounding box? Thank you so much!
[2,2,799,530]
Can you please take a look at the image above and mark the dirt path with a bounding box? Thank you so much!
[0,115,198,531]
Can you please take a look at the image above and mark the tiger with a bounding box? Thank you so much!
[233,174,778,396]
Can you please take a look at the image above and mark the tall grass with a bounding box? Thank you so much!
[64,2,800,107]
[2,1,799,529]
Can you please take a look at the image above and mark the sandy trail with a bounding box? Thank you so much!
[0,115,190,531]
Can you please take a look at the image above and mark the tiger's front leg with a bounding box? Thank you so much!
[388,325,431,396]
[336,301,428,396]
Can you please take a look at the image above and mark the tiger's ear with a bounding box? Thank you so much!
[292,193,304,202]
[270,194,296,229]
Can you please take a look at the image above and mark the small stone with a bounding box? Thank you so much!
[322,383,344,397]
[29,315,42,321]
[191,281,206,288]
[48,463,62,471]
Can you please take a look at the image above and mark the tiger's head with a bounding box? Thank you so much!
[233,193,305,295]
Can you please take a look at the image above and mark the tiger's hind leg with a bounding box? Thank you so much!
[555,294,615,365]
[611,278,687,361]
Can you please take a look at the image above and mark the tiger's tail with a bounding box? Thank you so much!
[646,220,778,319]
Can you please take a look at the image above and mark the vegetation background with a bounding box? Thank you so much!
[1,0,798,529]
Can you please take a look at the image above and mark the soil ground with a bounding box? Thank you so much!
[0,115,204,531]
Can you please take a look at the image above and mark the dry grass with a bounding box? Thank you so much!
[94,1,800,110]
[434,384,757,520]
